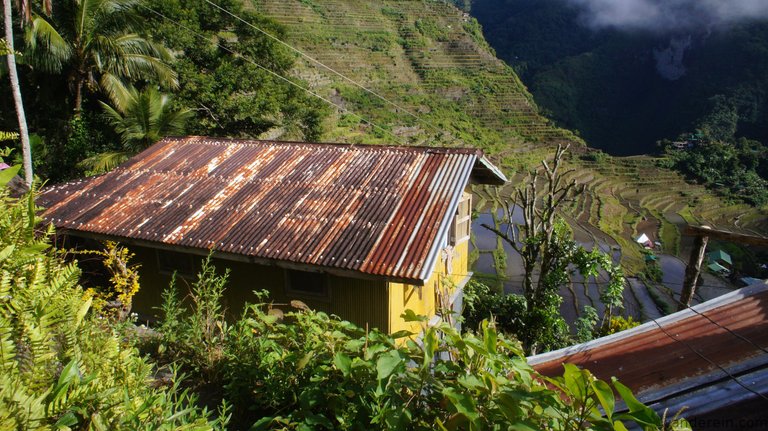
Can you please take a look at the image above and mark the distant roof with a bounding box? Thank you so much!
[707,249,732,265]
[39,137,506,284]
[741,277,765,286]
[529,284,768,424]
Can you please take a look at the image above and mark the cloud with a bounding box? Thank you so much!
[566,0,768,32]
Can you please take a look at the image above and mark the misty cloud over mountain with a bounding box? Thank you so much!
[566,0,768,33]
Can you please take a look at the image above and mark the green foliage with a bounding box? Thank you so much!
[462,279,527,337]
[157,256,230,387]
[0,181,222,429]
[472,1,768,155]
[60,116,95,177]
[154,265,672,430]
[34,111,114,182]
[667,138,768,206]
[24,0,178,111]
[415,18,450,42]
[144,0,329,140]
[642,256,664,283]
[581,150,609,163]
[574,306,599,343]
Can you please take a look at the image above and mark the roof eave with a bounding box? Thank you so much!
[471,155,507,186]
[56,229,427,286]
[416,155,477,283]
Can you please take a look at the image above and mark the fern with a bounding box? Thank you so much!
[0,179,223,429]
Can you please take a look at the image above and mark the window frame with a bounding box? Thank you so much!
[449,192,472,246]
[284,268,331,301]
[156,249,196,277]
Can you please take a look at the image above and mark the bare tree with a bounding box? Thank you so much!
[481,145,624,354]
[483,144,582,307]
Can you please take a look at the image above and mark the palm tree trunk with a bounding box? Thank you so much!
[3,0,33,186]
[74,77,83,113]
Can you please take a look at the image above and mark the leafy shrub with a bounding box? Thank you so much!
[155,266,684,430]
[643,259,664,283]
[603,315,641,335]
[574,305,600,343]
[74,241,142,320]
[462,279,527,338]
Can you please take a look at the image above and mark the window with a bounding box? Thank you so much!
[450,192,472,245]
[285,269,329,299]
[156,250,196,276]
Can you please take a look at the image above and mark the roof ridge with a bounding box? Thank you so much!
[162,136,484,154]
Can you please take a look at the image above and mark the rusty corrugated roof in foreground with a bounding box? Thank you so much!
[39,136,506,284]
[529,283,768,423]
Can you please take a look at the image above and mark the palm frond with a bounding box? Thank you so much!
[24,16,72,73]
[78,151,130,175]
[98,73,134,113]
[100,87,191,152]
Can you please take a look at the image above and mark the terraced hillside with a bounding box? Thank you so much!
[248,0,767,273]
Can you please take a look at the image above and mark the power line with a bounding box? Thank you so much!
[202,0,446,137]
[139,4,407,146]
[648,315,768,403]
[679,300,768,356]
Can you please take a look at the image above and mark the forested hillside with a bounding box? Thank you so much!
[471,0,768,156]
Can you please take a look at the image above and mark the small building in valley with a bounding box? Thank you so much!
[707,249,732,268]
[39,136,506,334]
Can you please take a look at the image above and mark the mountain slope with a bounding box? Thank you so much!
[471,0,768,156]
[250,0,575,158]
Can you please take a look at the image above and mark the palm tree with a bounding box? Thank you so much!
[80,86,191,174]
[24,0,177,112]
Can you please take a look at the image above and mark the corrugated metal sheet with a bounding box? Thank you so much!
[39,136,505,284]
[529,283,768,420]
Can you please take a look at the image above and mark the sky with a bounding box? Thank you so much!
[566,0,768,33]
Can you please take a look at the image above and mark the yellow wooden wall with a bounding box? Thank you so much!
[128,245,388,331]
[387,239,470,334]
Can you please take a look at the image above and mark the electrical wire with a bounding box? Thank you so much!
[139,4,408,146]
[648,315,768,403]
[201,0,446,136]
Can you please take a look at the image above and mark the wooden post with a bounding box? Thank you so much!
[679,233,709,311]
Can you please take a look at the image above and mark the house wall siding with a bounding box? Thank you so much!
[128,245,389,331]
[387,238,470,334]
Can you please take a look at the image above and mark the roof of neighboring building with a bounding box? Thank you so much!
[528,283,768,425]
[39,136,506,284]
[707,249,732,265]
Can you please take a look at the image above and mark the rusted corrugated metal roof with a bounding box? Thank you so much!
[39,136,506,284]
[529,283,768,423]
